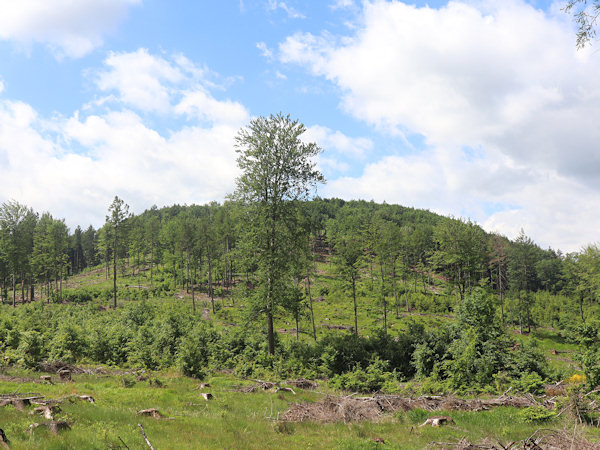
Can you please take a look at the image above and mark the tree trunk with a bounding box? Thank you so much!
[352,276,358,336]
[12,274,16,307]
[113,228,118,308]
[150,244,154,287]
[306,265,317,341]
[380,261,387,334]
[208,258,214,314]
[30,275,34,302]
[191,265,196,315]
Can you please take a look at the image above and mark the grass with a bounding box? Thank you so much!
[0,368,590,449]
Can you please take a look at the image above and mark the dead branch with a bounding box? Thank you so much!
[137,424,154,450]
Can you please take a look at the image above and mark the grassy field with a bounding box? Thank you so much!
[2,367,598,449]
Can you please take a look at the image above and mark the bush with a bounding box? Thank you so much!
[60,288,97,303]
[519,406,556,423]
[48,324,87,363]
[16,330,45,368]
[329,358,396,393]
[177,324,217,379]
[515,372,545,394]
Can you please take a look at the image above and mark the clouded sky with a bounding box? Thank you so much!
[0,0,597,252]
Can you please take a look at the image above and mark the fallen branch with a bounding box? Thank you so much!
[138,423,154,450]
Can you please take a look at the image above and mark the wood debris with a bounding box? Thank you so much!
[137,408,163,419]
[280,394,555,423]
[31,405,61,420]
[420,415,453,427]
[28,421,70,435]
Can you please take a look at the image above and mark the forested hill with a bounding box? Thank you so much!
[0,196,582,315]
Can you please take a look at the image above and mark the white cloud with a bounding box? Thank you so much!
[94,49,249,125]
[330,0,355,10]
[175,90,249,125]
[96,49,183,113]
[0,0,141,58]
[256,41,273,60]
[267,0,305,19]
[0,49,247,229]
[279,0,600,251]
[0,79,4,94]
[305,125,372,159]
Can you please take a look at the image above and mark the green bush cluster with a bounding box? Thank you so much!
[0,289,557,393]
[411,289,550,393]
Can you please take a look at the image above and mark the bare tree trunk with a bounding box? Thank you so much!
[191,265,196,315]
[306,265,317,341]
[208,258,214,314]
[380,261,387,334]
[113,229,118,308]
[150,244,154,287]
[12,274,16,307]
[352,276,358,336]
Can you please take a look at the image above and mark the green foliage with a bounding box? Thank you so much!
[518,406,556,423]
[16,330,44,368]
[329,358,397,393]
[177,323,216,379]
[515,372,545,394]
[48,323,87,363]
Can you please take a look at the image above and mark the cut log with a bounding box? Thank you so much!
[276,387,296,395]
[419,415,454,427]
[200,393,213,401]
[40,375,53,384]
[137,408,163,419]
[31,405,61,420]
[57,369,71,382]
[28,421,70,434]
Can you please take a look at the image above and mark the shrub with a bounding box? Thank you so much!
[515,372,545,394]
[177,324,217,379]
[16,330,45,368]
[48,324,87,363]
[329,358,396,393]
[519,406,556,423]
[60,288,96,303]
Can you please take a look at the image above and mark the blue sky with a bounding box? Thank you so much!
[0,0,598,252]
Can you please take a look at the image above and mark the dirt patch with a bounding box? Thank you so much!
[287,379,319,390]
[280,394,553,423]
[321,324,353,330]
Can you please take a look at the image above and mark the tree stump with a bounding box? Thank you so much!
[40,375,53,384]
[200,393,213,401]
[31,405,61,420]
[58,369,71,382]
[28,421,70,434]
[419,415,454,427]
[0,428,8,448]
[137,408,163,419]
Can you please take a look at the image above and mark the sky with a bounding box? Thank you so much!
[0,0,598,252]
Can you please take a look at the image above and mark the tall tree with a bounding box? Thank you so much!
[106,196,131,308]
[564,0,600,48]
[231,113,324,354]
[508,229,540,333]
[328,215,364,336]
[432,218,487,302]
[0,201,37,306]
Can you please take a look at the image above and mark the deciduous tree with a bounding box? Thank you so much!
[231,113,324,354]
